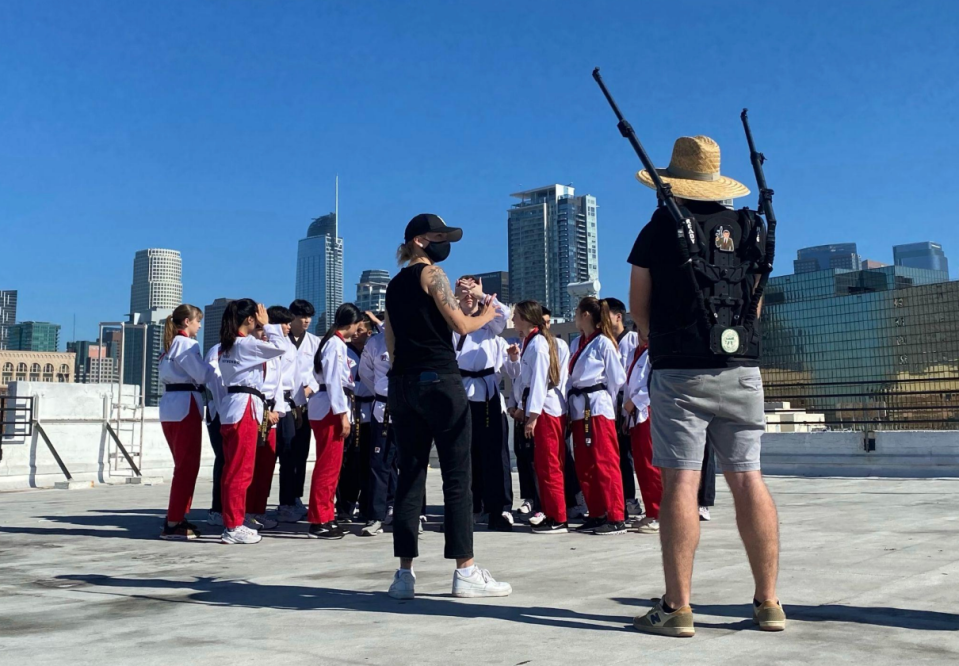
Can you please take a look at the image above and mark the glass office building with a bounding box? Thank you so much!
[793,243,861,274]
[8,321,60,352]
[761,265,959,429]
[295,212,344,333]
[893,242,949,274]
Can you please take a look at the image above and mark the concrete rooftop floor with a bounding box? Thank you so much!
[1,473,957,665]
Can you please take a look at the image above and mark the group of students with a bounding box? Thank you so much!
[154,286,698,544]
[156,298,400,543]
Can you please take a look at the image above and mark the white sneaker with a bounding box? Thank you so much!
[452,566,512,598]
[517,500,533,515]
[277,505,300,523]
[627,498,644,517]
[528,512,546,526]
[206,511,223,526]
[254,514,278,530]
[419,515,426,534]
[636,517,660,534]
[243,514,264,531]
[473,512,488,525]
[221,525,262,544]
[501,511,514,526]
[388,569,416,600]
[361,520,383,536]
[384,507,394,526]
[699,506,711,522]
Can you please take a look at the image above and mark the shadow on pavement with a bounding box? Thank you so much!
[611,597,959,631]
[58,573,632,632]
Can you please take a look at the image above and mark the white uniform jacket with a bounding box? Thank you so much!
[617,330,639,371]
[348,343,374,424]
[567,332,626,422]
[218,325,287,425]
[360,333,390,424]
[290,331,321,407]
[158,334,210,422]
[519,331,567,419]
[623,348,651,427]
[308,334,355,422]
[204,343,226,422]
[452,298,510,403]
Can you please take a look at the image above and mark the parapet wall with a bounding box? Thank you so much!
[3,383,959,491]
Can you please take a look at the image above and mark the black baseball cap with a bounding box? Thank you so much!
[404,213,463,243]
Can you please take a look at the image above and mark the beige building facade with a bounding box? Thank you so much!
[0,350,75,392]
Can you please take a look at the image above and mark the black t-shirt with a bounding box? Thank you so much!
[628,201,758,370]
[385,263,460,377]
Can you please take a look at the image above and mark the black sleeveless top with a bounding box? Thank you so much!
[386,263,460,376]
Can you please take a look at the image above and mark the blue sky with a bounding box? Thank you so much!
[2,1,957,347]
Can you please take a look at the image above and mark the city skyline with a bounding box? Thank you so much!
[6,3,957,347]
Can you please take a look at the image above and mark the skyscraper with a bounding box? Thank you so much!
[67,340,118,384]
[474,271,510,304]
[203,297,234,355]
[355,270,390,313]
[296,183,344,333]
[794,244,861,274]
[129,249,183,316]
[0,290,16,350]
[508,185,598,319]
[893,242,949,275]
[122,310,167,407]
[8,321,60,352]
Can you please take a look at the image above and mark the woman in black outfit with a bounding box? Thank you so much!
[384,213,512,600]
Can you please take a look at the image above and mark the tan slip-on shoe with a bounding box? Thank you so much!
[753,599,787,631]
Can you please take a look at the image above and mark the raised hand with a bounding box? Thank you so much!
[255,303,269,326]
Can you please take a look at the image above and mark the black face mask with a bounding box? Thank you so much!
[424,240,451,263]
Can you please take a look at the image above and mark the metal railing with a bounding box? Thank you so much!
[763,376,959,431]
[0,395,35,460]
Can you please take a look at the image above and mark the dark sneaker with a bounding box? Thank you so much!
[159,521,200,540]
[593,520,627,535]
[488,512,514,532]
[575,516,606,534]
[531,518,569,534]
[308,522,346,540]
[633,599,695,638]
[753,599,787,631]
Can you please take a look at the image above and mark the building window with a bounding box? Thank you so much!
[2,362,11,372]
[45,363,54,372]
[31,363,41,372]
[60,364,69,373]
[18,363,27,372]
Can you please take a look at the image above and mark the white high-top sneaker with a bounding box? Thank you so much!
[221,525,262,545]
[452,566,512,598]
[388,569,416,600]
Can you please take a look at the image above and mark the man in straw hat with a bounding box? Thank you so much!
[626,135,786,637]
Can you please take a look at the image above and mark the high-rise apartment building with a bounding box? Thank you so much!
[203,297,234,355]
[0,290,16,350]
[794,243,861,274]
[355,270,389,313]
[122,310,167,407]
[508,185,598,319]
[129,249,183,316]
[8,321,60,352]
[474,271,510,304]
[67,340,118,384]
[893,242,949,275]
[296,212,344,333]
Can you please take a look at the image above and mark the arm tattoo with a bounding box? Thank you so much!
[428,267,458,310]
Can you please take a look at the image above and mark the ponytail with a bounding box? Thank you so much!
[396,241,416,266]
[578,297,617,345]
[313,303,363,374]
[514,300,560,387]
[219,298,257,355]
[163,304,203,352]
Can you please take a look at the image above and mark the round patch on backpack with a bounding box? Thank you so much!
[720,328,740,354]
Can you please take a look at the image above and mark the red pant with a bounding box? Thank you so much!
[219,400,259,529]
[307,411,346,524]
[533,413,567,524]
[245,428,277,516]
[571,415,624,522]
[630,415,662,519]
[160,399,203,523]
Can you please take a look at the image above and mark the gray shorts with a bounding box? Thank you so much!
[649,365,765,473]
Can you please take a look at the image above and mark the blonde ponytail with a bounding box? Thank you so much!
[162,315,178,353]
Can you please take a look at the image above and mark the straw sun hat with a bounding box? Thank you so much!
[636,135,750,202]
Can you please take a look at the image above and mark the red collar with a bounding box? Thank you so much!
[522,327,539,350]
[568,330,600,374]
[177,330,189,338]
[237,331,247,338]
[627,345,647,381]
[334,331,346,342]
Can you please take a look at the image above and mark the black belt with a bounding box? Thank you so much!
[568,384,605,446]
[356,395,375,404]
[166,383,206,392]
[227,385,266,402]
[460,367,495,379]
[374,394,388,403]
[374,394,390,436]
